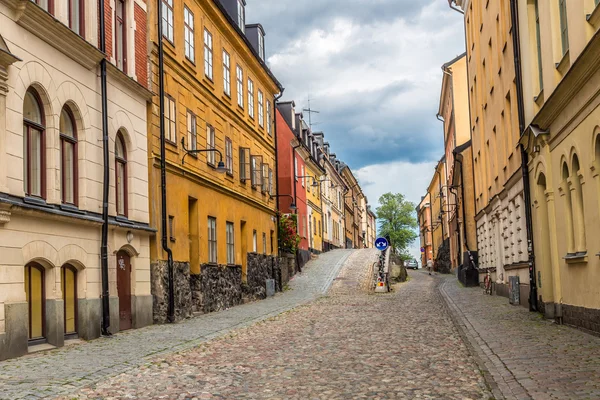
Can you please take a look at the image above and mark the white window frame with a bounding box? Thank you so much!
[204,28,213,80]
[226,221,235,265]
[253,230,257,252]
[208,217,217,264]
[223,50,231,97]
[225,137,233,175]
[237,0,245,33]
[266,100,272,136]
[187,111,197,151]
[258,90,264,128]
[206,124,215,165]
[258,33,265,61]
[164,95,176,143]
[247,78,255,119]
[184,6,195,62]
[236,65,244,108]
[262,232,267,254]
[162,0,174,42]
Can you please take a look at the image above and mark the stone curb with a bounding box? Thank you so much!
[437,276,532,400]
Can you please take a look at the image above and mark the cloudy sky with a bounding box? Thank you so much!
[247,0,465,260]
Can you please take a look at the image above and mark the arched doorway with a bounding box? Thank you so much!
[61,264,78,337]
[24,263,45,343]
[116,251,132,331]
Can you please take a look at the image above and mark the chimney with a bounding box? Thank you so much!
[245,24,266,61]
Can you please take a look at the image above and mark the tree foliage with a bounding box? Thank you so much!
[375,192,418,258]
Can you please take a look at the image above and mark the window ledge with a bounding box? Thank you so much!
[60,204,85,214]
[555,50,570,75]
[534,89,545,106]
[115,215,132,224]
[24,196,50,208]
[564,252,588,264]
[587,4,600,26]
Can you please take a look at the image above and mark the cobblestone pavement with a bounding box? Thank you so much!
[0,250,353,400]
[57,250,491,400]
[439,274,600,400]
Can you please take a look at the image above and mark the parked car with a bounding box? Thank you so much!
[405,259,419,270]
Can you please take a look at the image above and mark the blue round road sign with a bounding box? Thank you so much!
[375,237,389,251]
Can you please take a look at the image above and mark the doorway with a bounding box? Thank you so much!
[24,263,46,343]
[116,251,132,331]
[61,265,78,337]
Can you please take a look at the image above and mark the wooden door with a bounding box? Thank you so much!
[61,265,77,336]
[116,251,132,331]
[25,263,45,342]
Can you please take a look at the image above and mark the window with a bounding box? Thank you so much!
[251,155,262,188]
[318,220,321,237]
[162,0,174,42]
[239,147,250,181]
[186,111,197,151]
[225,137,233,175]
[262,232,266,254]
[223,50,231,96]
[294,158,298,179]
[226,222,235,264]
[32,0,53,14]
[204,29,213,80]
[60,106,77,205]
[237,0,245,33]
[270,230,274,254]
[206,124,215,165]
[115,133,127,217]
[184,6,195,62]
[261,163,268,193]
[301,165,305,187]
[266,100,272,136]
[534,0,543,91]
[248,79,255,118]
[23,89,45,199]
[164,95,176,143]
[236,66,244,108]
[253,230,257,252]
[258,90,264,128]
[258,33,265,61]
[169,215,175,241]
[69,0,84,37]
[208,217,217,263]
[558,0,569,56]
[268,168,273,196]
[115,0,127,72]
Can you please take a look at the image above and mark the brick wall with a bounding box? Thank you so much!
[104,0,113,59]
[134,2,148,88]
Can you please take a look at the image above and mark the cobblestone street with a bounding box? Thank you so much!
[54,250,490,400]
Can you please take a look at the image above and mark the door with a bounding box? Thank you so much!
[61,265,77,337]
[25,263,45,342]
[116,251,132,331]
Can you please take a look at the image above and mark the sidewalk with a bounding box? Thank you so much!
[0,250,354,400]
[438,273,600,400]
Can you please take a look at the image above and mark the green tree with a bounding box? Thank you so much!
[376,192,418,258]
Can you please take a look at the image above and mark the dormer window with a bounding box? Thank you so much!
[237,0,245,33]
[258,33,265,61]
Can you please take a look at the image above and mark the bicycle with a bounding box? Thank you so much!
[483,269,493,295]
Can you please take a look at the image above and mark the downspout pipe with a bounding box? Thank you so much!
[273,90,285,255]
[99,0,111,336]
[157,0,175,323]
[510,0,538,312]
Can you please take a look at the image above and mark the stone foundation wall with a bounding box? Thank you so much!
[244,253,282,301]
[151,261,193,324]
[198,264,243,313]
[562,304,600,334]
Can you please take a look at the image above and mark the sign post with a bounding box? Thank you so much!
[374,237,389,293]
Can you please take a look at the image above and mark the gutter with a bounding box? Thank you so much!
[510,0,538,312]
[158,0,175,323]
[99,0,111,336]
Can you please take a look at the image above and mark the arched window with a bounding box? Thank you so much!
[561,162,575,255]
[61,265,78,336]
[23,89,45,198]
[24,263,45,342]
[571,154,586,254]
[596,134,600,164]
[60,106,78,205]
[115,133,127,217]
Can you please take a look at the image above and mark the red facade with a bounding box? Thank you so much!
[276,109,308,252]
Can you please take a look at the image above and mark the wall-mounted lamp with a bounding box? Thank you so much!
[181,138,227,173]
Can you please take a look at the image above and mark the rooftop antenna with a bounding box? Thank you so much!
[303,94,320,130]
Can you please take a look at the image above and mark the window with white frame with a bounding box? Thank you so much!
[247,78,254,118]
[258,33,265,61]
[237,0,245,33]
[239,147,250,181]
[223,50,231,96]
[266,100,272,136]
[225,137,233,175]
[258,90,264,128]
[226,221,235,264]
[187,111,197,151]
[301,165,305,187]
[204,29,213,80]
[251,155,262,188]
[162,0,174,42]
[268,168,273,196]
[253,230,257,252]
[262,232,266,254]
[208,217,217,263]
[184,6,195,62]
[206,124,216,165]
[164,95,176,142]
[261,163,268,193]
[236,65,244,108]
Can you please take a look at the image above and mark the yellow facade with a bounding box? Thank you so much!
[148,0,280,278]
[304,156,324,253]
[427,160,447,260]
[518,0,600,327]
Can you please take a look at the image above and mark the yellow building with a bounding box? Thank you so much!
[417,194,433,266]
[517,0,600,331]
[454,0,530,300]
[148,0,282,320]
[426,159,448,263]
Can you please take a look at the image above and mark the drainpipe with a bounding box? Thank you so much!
[99,0,111,336]
[273,90,285,255]
[157,0,175,323]
[510,0,537,312]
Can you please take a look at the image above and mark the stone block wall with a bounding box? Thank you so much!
[197,264,243,313]
[562,304,600,334]
[151,261,193,324]
[244,253,282,301]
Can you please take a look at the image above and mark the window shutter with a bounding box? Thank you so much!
[261,163,268,193]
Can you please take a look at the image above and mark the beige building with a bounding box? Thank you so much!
[0,0,153,360]
[417,194,433,266]
[454,0,530,300]
[517,0,600,331]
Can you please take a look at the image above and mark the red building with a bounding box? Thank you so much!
[276,102,309,254]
